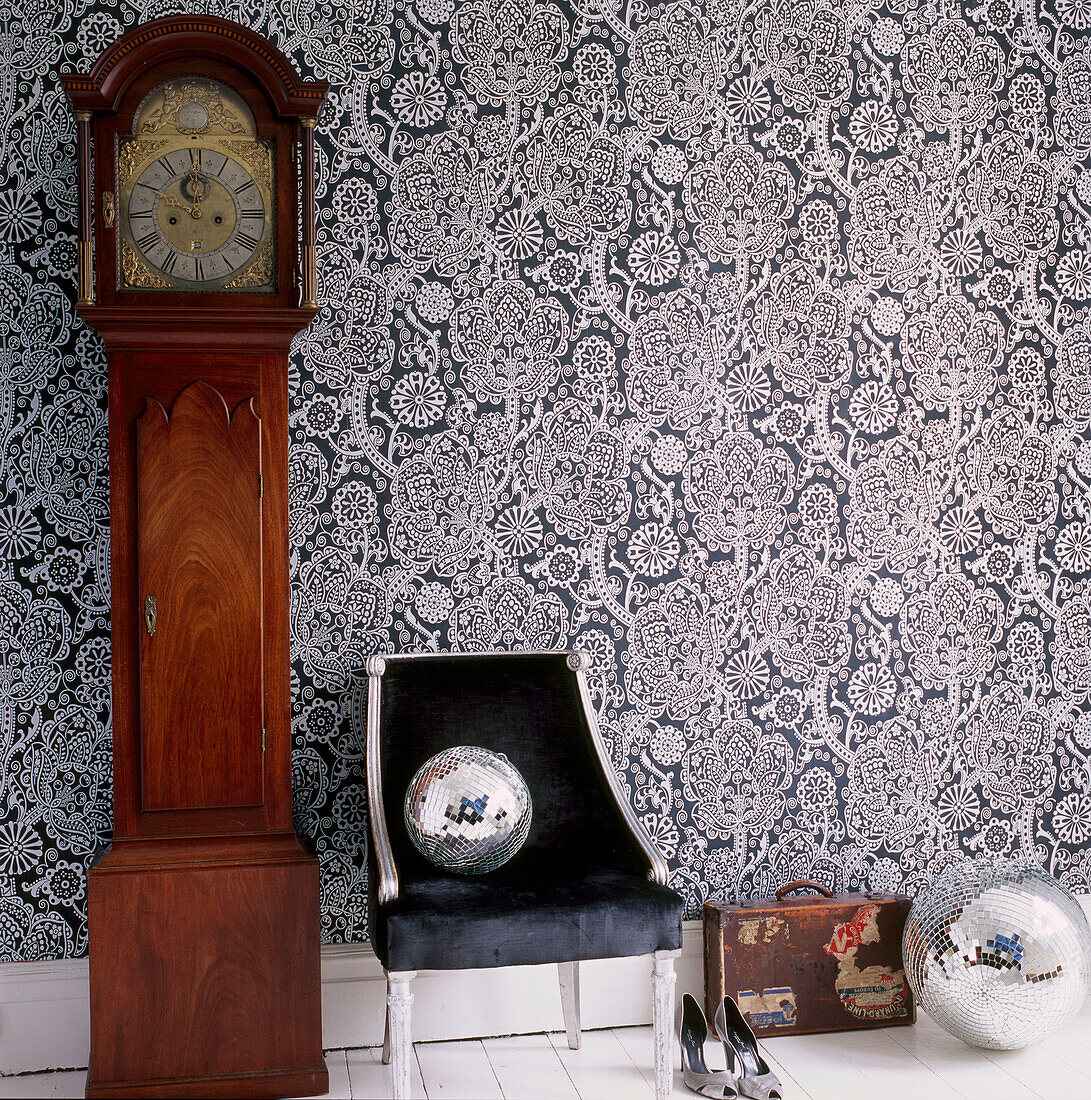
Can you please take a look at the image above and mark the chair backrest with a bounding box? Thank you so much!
[369,651,651,889]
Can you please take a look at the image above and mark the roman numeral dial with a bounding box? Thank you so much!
[120,141,272,291]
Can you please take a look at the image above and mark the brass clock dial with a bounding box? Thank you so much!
[118,136,274,292]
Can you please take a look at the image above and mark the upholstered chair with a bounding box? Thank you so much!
[364,650,684,1100]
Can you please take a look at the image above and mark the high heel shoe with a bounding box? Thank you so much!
[679,993,739,1098]
[714,997,782,1100]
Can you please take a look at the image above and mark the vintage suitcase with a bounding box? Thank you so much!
[704,879,914,1038]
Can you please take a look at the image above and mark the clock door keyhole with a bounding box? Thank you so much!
[144,594,158,637]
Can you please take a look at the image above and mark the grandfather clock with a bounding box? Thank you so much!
[62,18,328,1098]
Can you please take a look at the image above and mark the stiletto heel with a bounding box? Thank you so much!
[679,993,739,1098]
[714,997,782,1100]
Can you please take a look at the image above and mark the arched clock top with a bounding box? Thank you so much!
[133,77,257,137]
[59,15,328,118]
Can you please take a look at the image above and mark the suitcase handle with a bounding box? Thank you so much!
[775,879,834,900]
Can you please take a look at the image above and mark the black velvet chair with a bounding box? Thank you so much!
[364,650,684,1099]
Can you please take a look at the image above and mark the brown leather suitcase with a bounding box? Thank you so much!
[704,880,915,1038]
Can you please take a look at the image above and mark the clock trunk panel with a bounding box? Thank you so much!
[108,348,291,840]
[137,381,264,813]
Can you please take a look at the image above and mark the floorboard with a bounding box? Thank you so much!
[300,1050,351,1100]
[481,1033,580,1100]
[805,1026,962,1100]
[1035,996,1091,1074]
[347,1044,428,1099]
[760,1029,882,1100]
[414,1039,503,1099]
[885,1013,1040,1100]
[607,1021,820,1100]
[4,1001,1091,1100]
[609,1020,705,1099]
[982,1040,1091,1099]
[546,1028,656,1100]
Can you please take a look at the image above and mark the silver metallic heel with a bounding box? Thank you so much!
[714,996,782,1100]
[680,993,739,1099]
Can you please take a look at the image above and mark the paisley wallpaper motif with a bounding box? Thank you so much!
[1,0,1091,959]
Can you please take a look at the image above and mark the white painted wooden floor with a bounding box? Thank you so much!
[3,1001,1089,1100]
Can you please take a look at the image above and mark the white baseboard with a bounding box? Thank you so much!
[5,894,1089,1077]
[0,957,92,1075]
[0,923,705,1075]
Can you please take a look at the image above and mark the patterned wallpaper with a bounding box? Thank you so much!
[1,0,1090,960]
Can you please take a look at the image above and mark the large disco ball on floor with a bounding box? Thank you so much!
[903,857,1091,1049]
[404,746,532,875]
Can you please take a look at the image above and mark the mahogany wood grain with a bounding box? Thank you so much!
[257,351,293,840]
[63,18,328,1098]
[137,382,264,812]
[60,17,328,313]
[87,837,325,1099]
[108,352,278,840]
[99,831,307,869]
[77,308,316,350]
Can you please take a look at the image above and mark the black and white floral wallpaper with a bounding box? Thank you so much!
[2,0,1091,960]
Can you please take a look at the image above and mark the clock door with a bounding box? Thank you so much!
[137,380,264,812]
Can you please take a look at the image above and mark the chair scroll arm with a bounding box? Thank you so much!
[366,654,399,904]
[569,651,671,886]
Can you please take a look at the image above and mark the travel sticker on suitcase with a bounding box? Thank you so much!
[736,987,799,1029]
[824,904,910,1021]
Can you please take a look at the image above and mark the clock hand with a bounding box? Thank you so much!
[187,158,205,219]
[153,188,195,213]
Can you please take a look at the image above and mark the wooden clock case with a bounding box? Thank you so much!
[62,18,329,1099]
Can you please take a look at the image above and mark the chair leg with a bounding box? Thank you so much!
[652,949,680,1100]
[385,970,416,1099]
[558,960,581,1050]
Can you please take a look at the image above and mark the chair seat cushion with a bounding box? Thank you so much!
[376,868,684,972]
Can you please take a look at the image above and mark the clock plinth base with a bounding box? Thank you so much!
[86,834,327,1100]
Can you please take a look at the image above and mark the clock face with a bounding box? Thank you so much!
[126,147,265,285]
[118,135,275,292]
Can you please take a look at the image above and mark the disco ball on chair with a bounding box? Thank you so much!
[404,746,532,875]
[903,857,1091,1049]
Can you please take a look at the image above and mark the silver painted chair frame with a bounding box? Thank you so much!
[365,649,679,1100]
